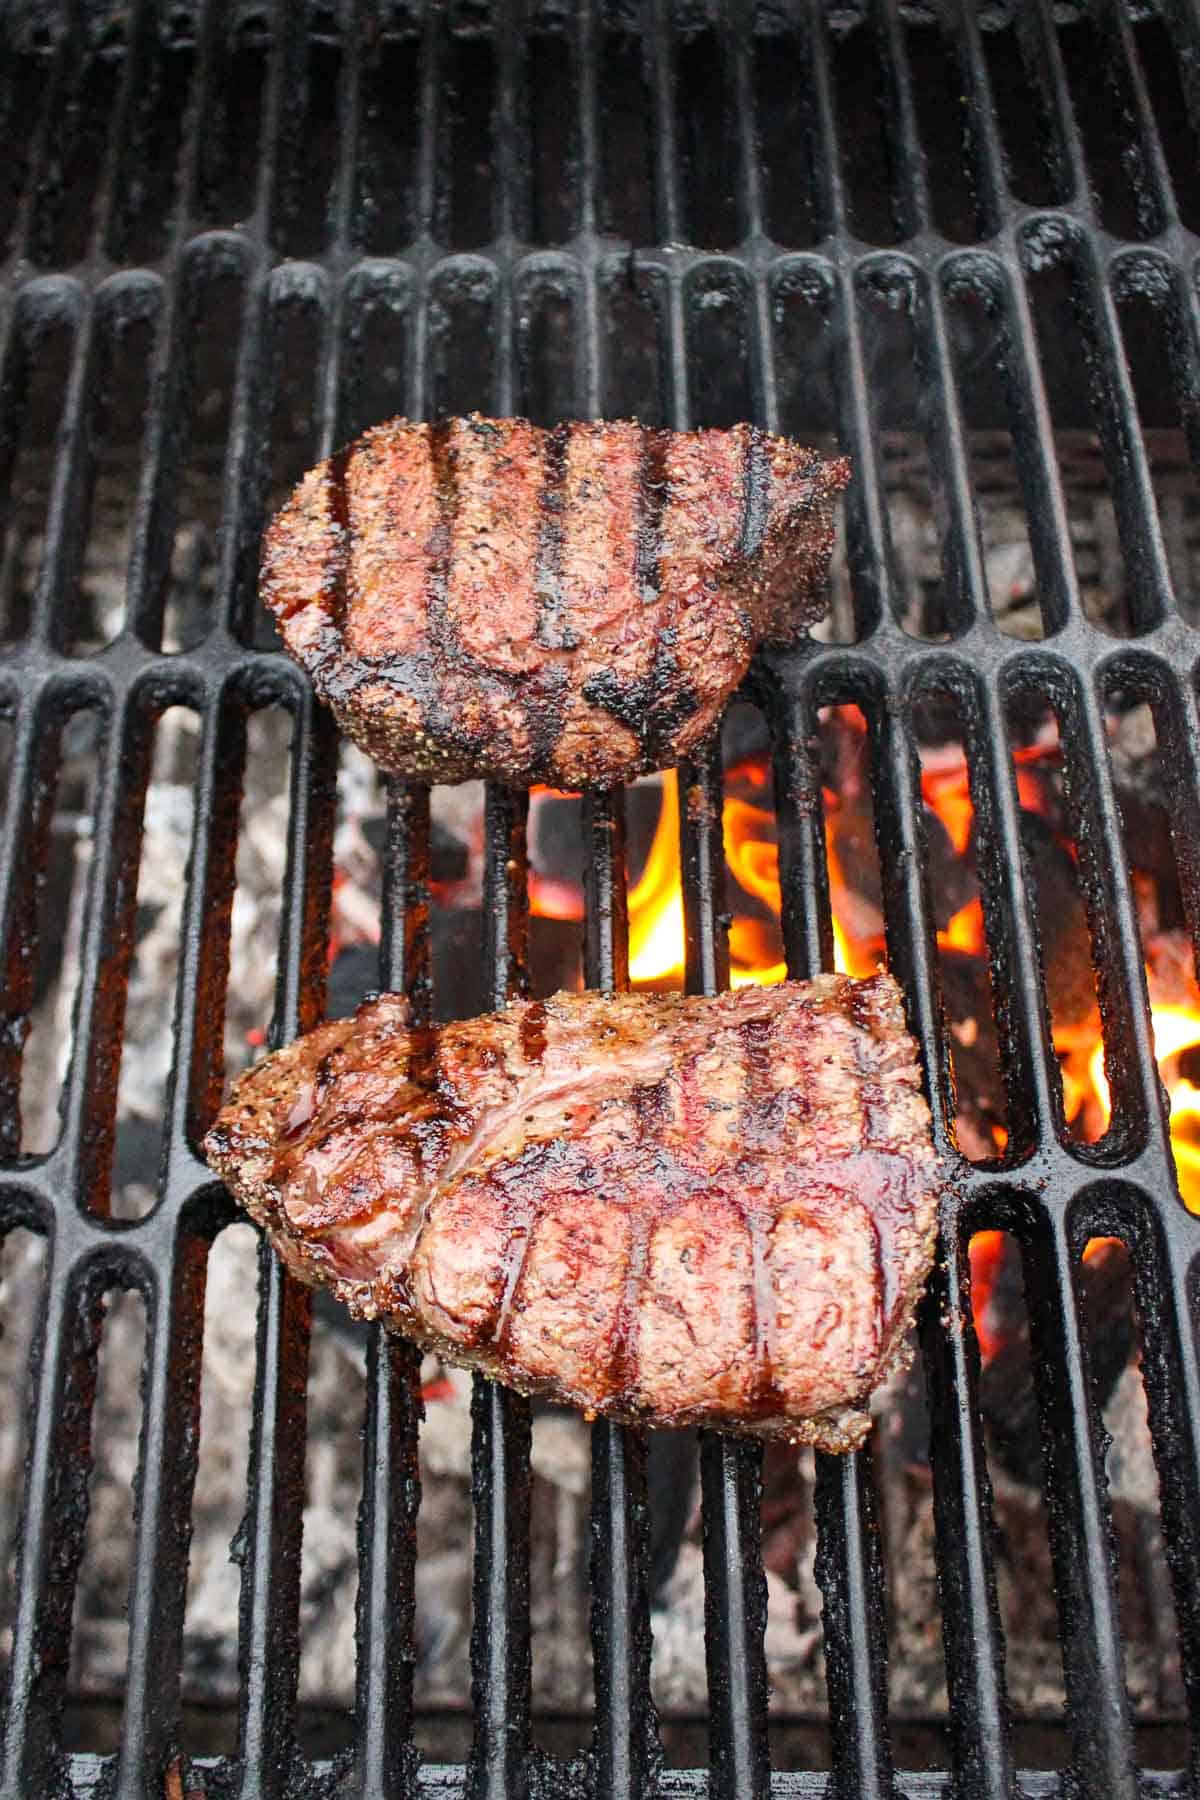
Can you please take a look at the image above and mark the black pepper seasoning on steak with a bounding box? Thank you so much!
[204,974,943,1451]
[261,414,850,788]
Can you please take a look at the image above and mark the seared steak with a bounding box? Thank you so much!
[205,975,942,1449]
[262,415,849,788]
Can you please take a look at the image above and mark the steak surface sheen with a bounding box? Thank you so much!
[205,975,942,1449]
[262,415,849,788]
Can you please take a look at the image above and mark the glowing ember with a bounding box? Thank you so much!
[1088,1006,1200,1210]
[938,897,986,959]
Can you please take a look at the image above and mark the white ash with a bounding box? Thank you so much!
[0,1231,47,1672]
[651,1535,823,1715]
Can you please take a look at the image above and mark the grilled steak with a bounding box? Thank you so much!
[205,974,942,1449]
[262,415,849,788]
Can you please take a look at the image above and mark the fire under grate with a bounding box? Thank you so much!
[2,2,1200,1797]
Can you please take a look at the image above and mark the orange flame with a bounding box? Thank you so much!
[938,897,986,959]
[613,725,1200,1217]
[628,774,687,987]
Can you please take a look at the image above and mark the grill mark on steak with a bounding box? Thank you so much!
[740,1017,782,1416]
[535,422,573,650]
[739,428,771,561]
[847,1015,890,1327]
[425,420,456,669]
[611,1194,651,1410]
[553,425,700,758]
[631,1076,672,1139]
[493,1187,537,1359]
[635,426,668,611]
[520,999,548,1065]
[644,432,692,761]
[325,446,353,631]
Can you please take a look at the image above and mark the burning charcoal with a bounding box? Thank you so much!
[529,794,587,890]
[816,704,872,804]
[760,1438,817,1586]
[939,948,1007,1147]
[978,1238,1134,1486]
[645,1430,699,1600]
[431,908,487,1022]
[360,812,387,864]
[827,804,883,929]
[327,943,381,1021]
[1110,779,1182,931]
[312,1287,368,1356]
[885,1344,934,1469]
[721,701,771,769]
[1018,814,1098,1033]
[528,917,584,997]
[925,811,977,931]
[430,819,471,887]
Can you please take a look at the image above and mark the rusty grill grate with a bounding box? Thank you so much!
[2,1,1200,1796]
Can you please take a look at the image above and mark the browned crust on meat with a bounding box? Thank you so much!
[204,975,943,1450]
[260,414,850,789]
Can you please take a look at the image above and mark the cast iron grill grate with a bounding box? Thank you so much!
[1,1,1199,1796]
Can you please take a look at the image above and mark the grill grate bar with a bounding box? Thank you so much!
[120,0,225,649]
[116,1240,207,1798]
[764,687,833,982]
[468,785,533,1799]
[946,0,1009,236]
[812,1450,893,1800]
[349,779,431,1800]
[89,0,155,265]
[874,0,933,241]
[868,683,1014,1797]
[918,1231,1014,1800]
[1102,2,1181,227]
[727,0,766,246]
[1023,0,1093,218]
[0,688,61,1161]
[354,1326,424,1800]
[0,1257,90,1798]
[1065,672,1167,1148]
[233,680,336,1798]
[53,685,148,1207]
[647,0,682,252]
[589,1415,657,1800]
[574,0,604,420]
[1135,1230,1200,1798]
[27,296,95,653]
[679,746,769,1798]
[581,790,658,1798]
[1024,1217,1139,1800]
[973,673,1069,1153]
[799,2,845,244]
[235,1249,313,1800]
